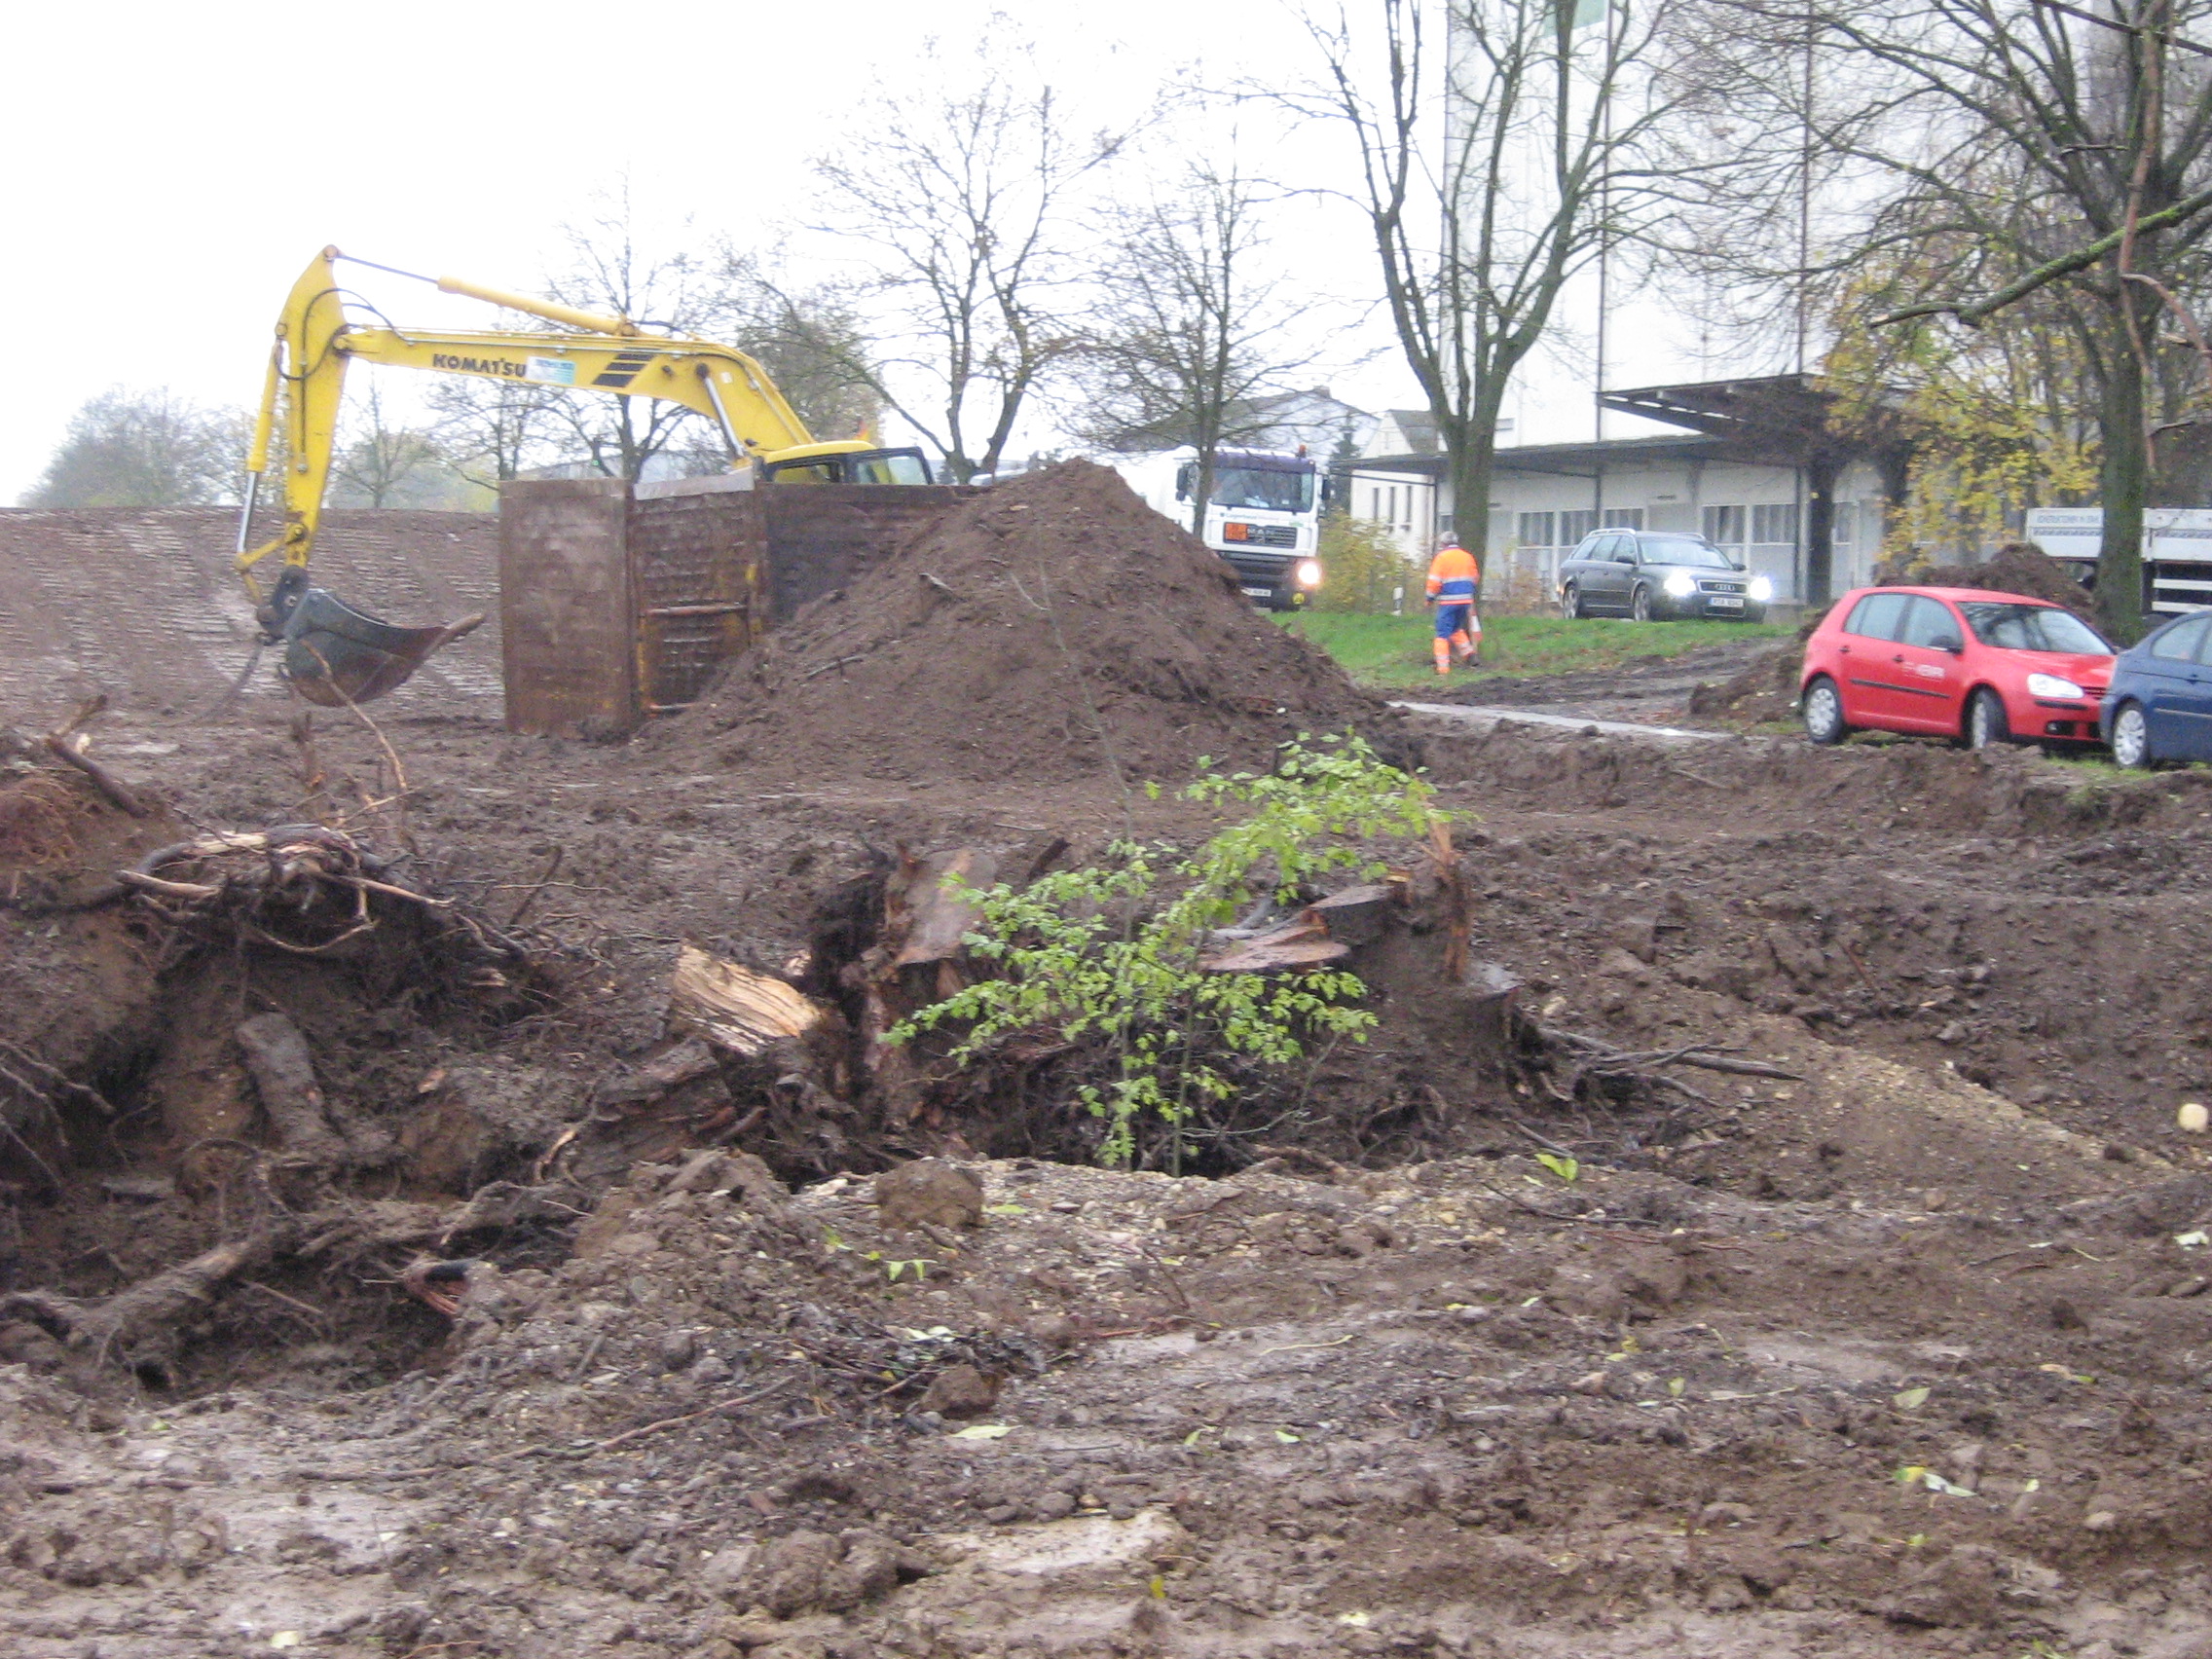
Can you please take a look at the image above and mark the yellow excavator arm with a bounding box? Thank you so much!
[238,247,922,705]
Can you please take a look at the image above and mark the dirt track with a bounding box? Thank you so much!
[9,490,2212,1657]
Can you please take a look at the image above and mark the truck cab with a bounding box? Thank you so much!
[1107,447,1326,609]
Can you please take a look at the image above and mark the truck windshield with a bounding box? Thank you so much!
[1212,467,1316,513]
[1957,601,2112,654]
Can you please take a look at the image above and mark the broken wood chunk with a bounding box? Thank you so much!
[672,943,834,1057]
[1305,883,1398,948]
[1200,923,1352,975]
[889,848,996,968]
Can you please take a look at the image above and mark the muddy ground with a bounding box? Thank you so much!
[9,488,2212,1657]
[7,692,2212,1658]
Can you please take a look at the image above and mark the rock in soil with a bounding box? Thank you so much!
[874,1159,984,1234]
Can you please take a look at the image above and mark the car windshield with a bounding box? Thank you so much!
[1637,535,1733,570]
[1956,601,2112,655]
[1211,466,1316,513]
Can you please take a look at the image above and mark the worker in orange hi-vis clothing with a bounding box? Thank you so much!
[1424,540,1482,674]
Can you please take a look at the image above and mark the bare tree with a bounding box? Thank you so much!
[1742,0,2212,639]
[542,186,725,480]
[22,387,243,508]
[814,38,1143,481]
[424,376,566,490]
[1071,164,1318,532]
[707,250,885,441]
[329,384,454,509]
[1289,0,1762,566]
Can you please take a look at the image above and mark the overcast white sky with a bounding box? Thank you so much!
[0,0,1714,501]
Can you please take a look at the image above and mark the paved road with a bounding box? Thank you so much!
[1390,700,1735,743]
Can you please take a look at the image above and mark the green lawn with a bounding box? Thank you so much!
[1276,611,1794,690]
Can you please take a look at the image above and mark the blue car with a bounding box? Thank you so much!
[2101,610,2212,765]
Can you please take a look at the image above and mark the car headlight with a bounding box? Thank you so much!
[1296,559,1323,588]
[2027,672,2084,698]
[1748,576,1773,602]
[1662,571,1696,598]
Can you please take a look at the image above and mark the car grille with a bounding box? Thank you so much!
[1698,579,1748,594]
[1226,524,1298,549]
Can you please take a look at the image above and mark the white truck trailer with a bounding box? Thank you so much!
[2024,506,2212,615]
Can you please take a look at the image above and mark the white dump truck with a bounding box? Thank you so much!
[1106,447,1327,610]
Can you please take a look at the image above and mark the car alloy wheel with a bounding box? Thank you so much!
[1560,582,1582,620]
[1631,584,1651,622]
[1802,676,1847,746]
[2111,702,2154,768]
[1966,687,2010,750]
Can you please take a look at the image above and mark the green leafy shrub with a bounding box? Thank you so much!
[1312,512,1422,614]
[891,736,1443,1168]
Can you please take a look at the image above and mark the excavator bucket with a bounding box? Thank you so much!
[257,567,486,707]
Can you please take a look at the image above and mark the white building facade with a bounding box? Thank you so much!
[1349,376,1907,613]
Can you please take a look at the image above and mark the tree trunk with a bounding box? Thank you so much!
[2097,318,2150,643]
[1805,454,1841,607]
[1443,409,1502,592]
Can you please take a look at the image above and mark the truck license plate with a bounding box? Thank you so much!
[1708,595,1744,609]
[1241,586,1272,599]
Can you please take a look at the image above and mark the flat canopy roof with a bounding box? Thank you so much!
[1352,375,1908,482]
[1485,432,1727,478]
[1600,374,1894,467]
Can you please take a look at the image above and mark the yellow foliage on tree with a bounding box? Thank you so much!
[1825,258,2099,565]
[1313,511,1421,613]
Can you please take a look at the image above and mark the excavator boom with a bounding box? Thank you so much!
[239,246,922,705]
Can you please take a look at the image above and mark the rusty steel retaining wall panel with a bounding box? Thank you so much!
[629,489,767,714]
[498,479,635,737]
[494,480,977,734]
[762,486,979,622]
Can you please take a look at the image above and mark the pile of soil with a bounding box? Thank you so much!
[657,461,1386,785]
[1685,639,1801,724]
[1877,542,2098,616]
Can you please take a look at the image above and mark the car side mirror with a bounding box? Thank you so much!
[1930,632,1964,653]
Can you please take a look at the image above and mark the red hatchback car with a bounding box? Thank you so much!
[1799,586,2116,750]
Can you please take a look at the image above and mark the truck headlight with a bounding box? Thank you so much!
[1662,571,1696,598]
[1748,576,1773,602]
[2027,672,2084,698]
[1296,560,1323,588]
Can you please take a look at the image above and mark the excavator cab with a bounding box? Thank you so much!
[256,566,484,708]
[759,446,935,486]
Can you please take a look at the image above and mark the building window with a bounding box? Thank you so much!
[1601,507,1643,531]
[1518,511,1556,548]
[1559,509,1596,546]
[1752,503,1799,545]
[1703,504,1747,546]
[1832,501,1856,545]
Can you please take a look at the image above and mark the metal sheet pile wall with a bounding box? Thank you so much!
[628,490,766,715]
[762,486,979,622]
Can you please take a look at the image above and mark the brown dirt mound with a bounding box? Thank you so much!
[652,460,1387,784]
[1877,541,2098,616]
